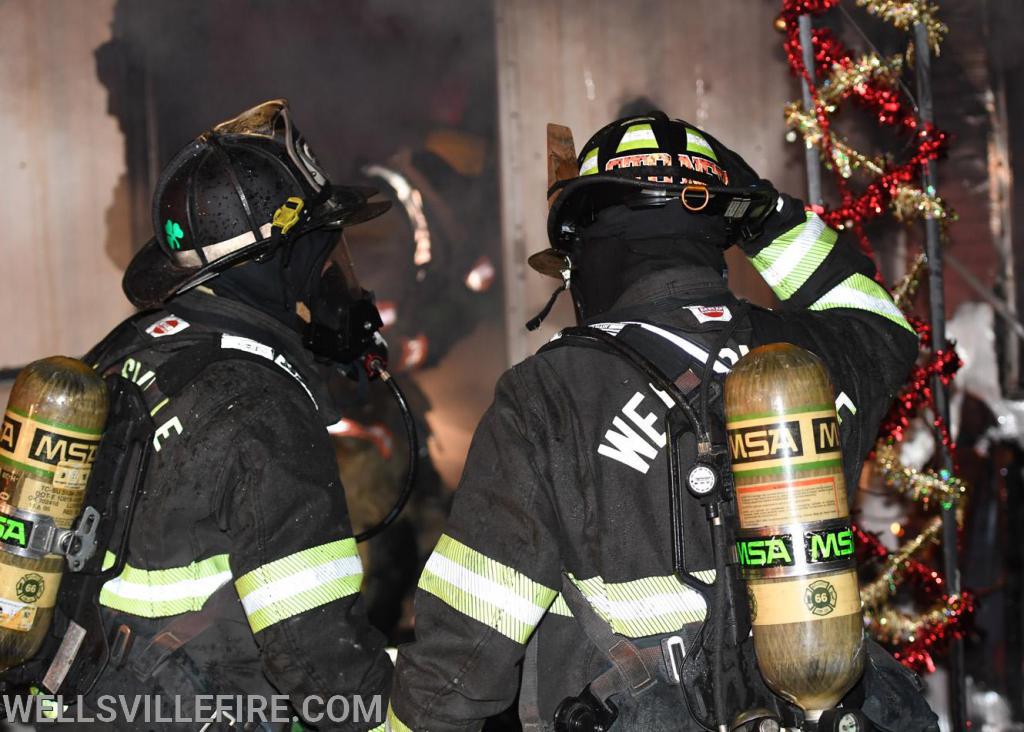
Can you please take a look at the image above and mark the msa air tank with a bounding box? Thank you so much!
[0,357,107,671]
[724,343,864,720]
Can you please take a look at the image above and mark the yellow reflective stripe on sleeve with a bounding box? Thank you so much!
[101,550,116,571]
[809,272,914,333]
[235,538,363,634]
[549,593,572,616]
[367,723,386,732]
[566,571,711,638]
[418,534,556,644]
[385,704,412,732]
[99,554,232,617]
[750,210,837,300]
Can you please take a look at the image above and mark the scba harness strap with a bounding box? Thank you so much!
[524,310,763,731]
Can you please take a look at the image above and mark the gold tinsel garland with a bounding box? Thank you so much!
[818,54,905,109]
[874,442,967,510]
[856,0,948,53]
[891,252,927,308]
[782,0,969,666]
[865,593,970,645]
[785,105,949,221]
[860,515,943,608]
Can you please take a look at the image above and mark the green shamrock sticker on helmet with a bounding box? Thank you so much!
[165,219,185,250]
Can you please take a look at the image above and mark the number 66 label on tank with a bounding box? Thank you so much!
[0,564,60,631]
[748,572,861,626]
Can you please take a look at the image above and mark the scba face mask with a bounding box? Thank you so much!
[305,235,386,377]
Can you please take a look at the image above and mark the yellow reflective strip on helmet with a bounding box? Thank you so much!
[616,123,659,152]
[579,148,600,176]
[685,128,717,161]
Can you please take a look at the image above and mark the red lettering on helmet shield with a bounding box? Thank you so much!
[606,152,674,183]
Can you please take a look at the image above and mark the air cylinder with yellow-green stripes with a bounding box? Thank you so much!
[0,357,107,671]
[725,343,863,720]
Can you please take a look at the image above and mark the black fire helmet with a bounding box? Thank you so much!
[123,99,390,309]
[531,111,777,279]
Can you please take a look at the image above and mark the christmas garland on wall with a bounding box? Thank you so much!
[777,0,972,673]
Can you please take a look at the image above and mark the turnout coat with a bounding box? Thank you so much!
[81,289,391,731]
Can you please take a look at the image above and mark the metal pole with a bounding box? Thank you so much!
[798,14,824,207]
[913,22,967,730]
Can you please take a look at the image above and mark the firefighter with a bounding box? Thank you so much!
[387,112,938,730]
[72,100,392,730]
[341,127,498,642]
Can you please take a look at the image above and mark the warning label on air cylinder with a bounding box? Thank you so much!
[736,475,845,527]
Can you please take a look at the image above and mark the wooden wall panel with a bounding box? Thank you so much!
[496,0,804,364]
[0,0,133,372]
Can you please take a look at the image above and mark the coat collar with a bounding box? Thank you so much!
[168,289,339,421]
[609,265,731,311]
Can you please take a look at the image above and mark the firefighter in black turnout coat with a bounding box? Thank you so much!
[387,113,938,730]
[73,101,392,730]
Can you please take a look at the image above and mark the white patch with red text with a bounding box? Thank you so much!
[145,315,190,338]
[685,305,732,324]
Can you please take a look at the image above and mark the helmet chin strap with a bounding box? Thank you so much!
[526,256,573,331]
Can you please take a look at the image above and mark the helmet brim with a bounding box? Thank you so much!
[123,184,391,309]
[545,173,757,252]
[122,237,198,309]
[314,185,392,229]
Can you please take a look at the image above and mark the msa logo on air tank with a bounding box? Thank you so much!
[0,415,21,453]
[728,415,839,465]
[736,534,794,568]
[806,526,854,562]
[736,526,854,569]
[0,514,29,548]
[729,421,803,464]
[28,429,98,467]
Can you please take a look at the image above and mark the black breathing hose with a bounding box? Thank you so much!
[355,367,420,543]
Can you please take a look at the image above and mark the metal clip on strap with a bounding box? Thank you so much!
[559,575,657,701]
[63,507,101,572]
